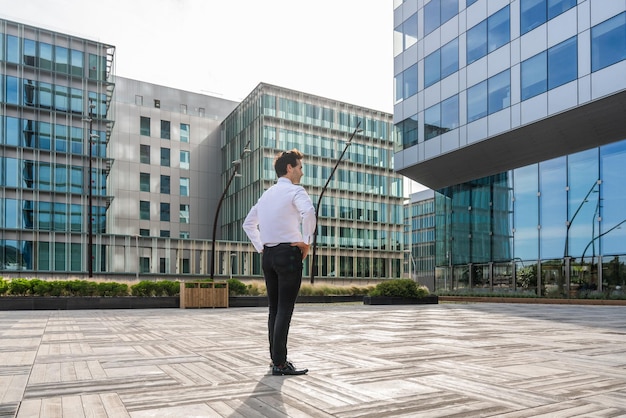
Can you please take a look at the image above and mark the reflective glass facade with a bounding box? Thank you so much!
[394,1,626,295]
[1,18,114,272]
[433,141,626,296]
[222,84,405,280]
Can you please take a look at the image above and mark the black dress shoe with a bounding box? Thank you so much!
[272,362,308,376]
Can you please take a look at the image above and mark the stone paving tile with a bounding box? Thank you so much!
[0,303,626,417]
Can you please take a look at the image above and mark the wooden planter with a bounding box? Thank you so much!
[179,282,229,308]
[363,295,439,305]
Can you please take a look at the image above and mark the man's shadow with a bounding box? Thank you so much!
[230,371,290,417]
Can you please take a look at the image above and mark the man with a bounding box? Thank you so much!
[243,149,316,376]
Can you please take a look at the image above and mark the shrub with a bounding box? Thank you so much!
[227,278,248,296]
[0,278,8,295]
[159,280,180,296]
[246,281,265,296]
[8,278,31,296]
[97,282,129,297]
[131,280,159,296]
[369,278,429,298]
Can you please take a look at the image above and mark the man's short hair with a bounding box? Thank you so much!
[274,149,304,177]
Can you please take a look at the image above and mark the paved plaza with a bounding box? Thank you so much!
[1,302,626,417]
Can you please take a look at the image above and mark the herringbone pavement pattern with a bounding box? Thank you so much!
[1,303,626,417]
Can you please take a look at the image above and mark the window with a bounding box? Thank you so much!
[591,12,626,72]
[488,70,510,114]
[154,99,160,108]
[180,177,189,196]
[467,70,510,122]
[140,144,150,164]
[40,42,53,70]
[24,39,36,66]
[160,175,170,194]
[160,203,170,222]
[180,123,190,143]
[140,257,150,273]
[160,230,170,238]
[180,231,190,239]
[140,172,150,192]
[521,52,547,100]
[394,13,418,56]
[70,49,83,77]
[467,6,510,64]
[160,120,170,139]
[180,104,187,114]
[521,36,577,100]
[140,116,150,136]
[521,0,576,35]
[424,95,459,140]
[424,38,459,87]
[395,64,418,103]
[467,0,478,6]
[424,0,458,36]
[161,148,170,166]
[139,228,150,237]
[398,115,419,149]
[55,46,69,73]
[547,37,577,89]
[140,201,150,220]
[180,150,190,169]
[180,204,190,223]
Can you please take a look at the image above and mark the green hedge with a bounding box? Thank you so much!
[369,278,429,298]
[0,278,180,297]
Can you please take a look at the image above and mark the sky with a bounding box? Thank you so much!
[0,0,394,113]
[1,0,428,194]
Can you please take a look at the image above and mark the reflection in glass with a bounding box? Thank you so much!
[467,20,487,64]
[548,37,577,89]
[591,12,626,72]
[600,141,626,255]
[467,80,487,122]
[521,0,546,34]
[488,6,510,54]
[488,70,510,114]
[522,52,547,100]
[539,157,566,260]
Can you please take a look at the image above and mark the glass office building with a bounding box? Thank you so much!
[1,18,408,281]
[221,83,405,281]
[0,18,114,273]
[393,1,626,295]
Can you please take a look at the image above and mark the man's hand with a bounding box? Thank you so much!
[291,242,310,260]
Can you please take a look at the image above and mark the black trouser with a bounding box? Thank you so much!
[262,243,303,366]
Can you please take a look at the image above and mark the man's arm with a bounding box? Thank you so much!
[242,205,264,253]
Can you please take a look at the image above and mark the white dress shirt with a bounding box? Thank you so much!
[243,177,316,253]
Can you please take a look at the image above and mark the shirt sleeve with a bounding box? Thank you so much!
[242,204,264,252]
[293,188,316,245]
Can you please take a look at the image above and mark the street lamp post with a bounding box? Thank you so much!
[229,253,236,281]
[309,122,362,284]
[563,179,601,296]
[83,99,97,278]
[210,140,251,281]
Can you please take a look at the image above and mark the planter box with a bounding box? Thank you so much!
[180,282,229,308]
[0,297,179,310]
[438,296,626,305]
[363,295,439,305]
